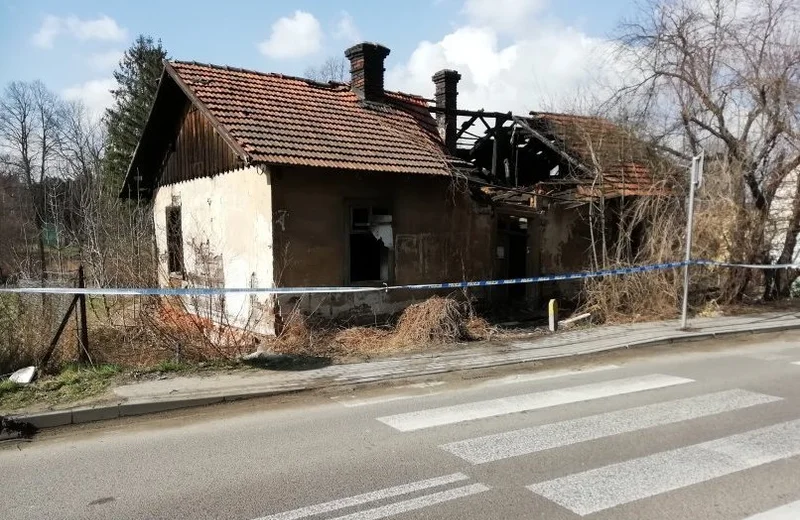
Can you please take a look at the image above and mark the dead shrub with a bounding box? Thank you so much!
[582,269,680,324]
[263,296,491,360]
[464,316,493,340]
[267,310,315,356]
[391,296,472,347]
[331,327,393,357]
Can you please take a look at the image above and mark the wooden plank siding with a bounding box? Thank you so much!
[160,105,243,186]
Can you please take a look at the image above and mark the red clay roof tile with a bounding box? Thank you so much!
[528,112,666,196]
[167,61,451,176]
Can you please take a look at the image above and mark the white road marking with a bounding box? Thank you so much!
[377,374,694,432]
[332,393,444,408]
[328,483,490,520]
[791,361,800,366]
[744,499,800,519]
[254,473,469,520]
[442,389,781,464]
[402,381,446,389]
[334,367,622,407]
[475,364,620,388]
[528,419,800,516]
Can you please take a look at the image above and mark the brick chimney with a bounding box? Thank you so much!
[345,42,391,102]
[432,69,461,154]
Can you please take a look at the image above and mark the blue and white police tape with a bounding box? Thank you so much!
[390,261,688,291]
[694,260,800,270]
[0,261,689,296]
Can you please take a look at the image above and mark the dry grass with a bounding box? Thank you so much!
[2,290,493,373]
[331,327,393,358]
[392,296,470,346]
[583,269,681,324]
[264,296,493,361]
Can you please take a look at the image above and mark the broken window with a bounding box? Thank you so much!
[349,205,392,283]
[166,205,184,276]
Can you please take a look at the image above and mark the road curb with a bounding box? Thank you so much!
[9,321,800,430]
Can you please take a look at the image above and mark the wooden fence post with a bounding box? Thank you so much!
[77,265,90,363]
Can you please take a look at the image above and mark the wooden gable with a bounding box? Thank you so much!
[160,104,244,186]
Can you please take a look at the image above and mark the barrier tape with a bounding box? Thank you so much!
[0,261,687,296]
[695,260,800,270]
[0,260,796,296]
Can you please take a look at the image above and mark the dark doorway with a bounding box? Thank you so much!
[497,215,529,303]
[507,233,527,301]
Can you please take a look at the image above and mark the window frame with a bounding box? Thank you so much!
[165,205,185,279]
[344,200,394,286]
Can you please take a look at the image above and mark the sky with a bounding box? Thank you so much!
[0,0,638,117]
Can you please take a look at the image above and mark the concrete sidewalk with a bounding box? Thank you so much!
[13,311,800,429]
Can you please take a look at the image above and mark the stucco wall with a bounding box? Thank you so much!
[153,165,275,334]
[270,167,493,321]
[535,204,592,302]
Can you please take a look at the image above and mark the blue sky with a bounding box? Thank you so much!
[0,0,637,114]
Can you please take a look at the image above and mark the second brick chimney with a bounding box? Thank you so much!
[432,69,461,154]
[345,42,391,102]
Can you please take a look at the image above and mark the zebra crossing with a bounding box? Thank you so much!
[743,499,800,519]
[255,473,488,520]
[376,373,694,431]
[440,389,781,464]
[383,367,800,517]
[261,361,800,519]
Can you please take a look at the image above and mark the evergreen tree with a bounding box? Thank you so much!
[104,35,167,189]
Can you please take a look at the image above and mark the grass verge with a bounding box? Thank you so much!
[0,363,122,413]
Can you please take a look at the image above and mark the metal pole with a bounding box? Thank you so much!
[680,155,700,329]
[77,264,90,363]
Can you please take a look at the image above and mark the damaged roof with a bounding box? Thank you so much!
[123,60,452,195]
[525,112,666,198]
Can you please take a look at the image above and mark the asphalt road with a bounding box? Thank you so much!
[4,333,800,519]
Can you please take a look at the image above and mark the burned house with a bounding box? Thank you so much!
[123,42,664,334]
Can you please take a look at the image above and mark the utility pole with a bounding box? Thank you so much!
[680,152,704,329]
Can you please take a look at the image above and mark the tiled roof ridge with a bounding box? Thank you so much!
[168,60,431,103]
[169,59,350,90]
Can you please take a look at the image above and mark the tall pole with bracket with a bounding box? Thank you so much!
[680,152,704,329]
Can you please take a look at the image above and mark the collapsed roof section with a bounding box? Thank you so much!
[430,104,674,209]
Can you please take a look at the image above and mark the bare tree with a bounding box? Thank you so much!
[612,0,800,300]
[0,81,64,283]
[304,57,349,83]
[56,100,155,288]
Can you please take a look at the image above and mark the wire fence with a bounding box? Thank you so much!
[2,259,799,375]
[0,271,78,375]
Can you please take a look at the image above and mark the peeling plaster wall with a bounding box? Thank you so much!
[536,204,592,303]
[271,167,493,321]
[153,165,275,334]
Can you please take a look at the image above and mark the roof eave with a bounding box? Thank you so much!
[163,61,251,164]
[119,63,169,199]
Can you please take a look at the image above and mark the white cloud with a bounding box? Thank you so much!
[387,4,627,114]
[62,78,115,118]
[87,49,123,71]
[258,10,322,59]
[333,11,360,43]
[32,15,62,48]
[66,15,127,42]
[463,0,546,33]
[32,15,127,49]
